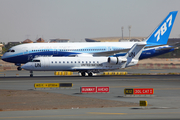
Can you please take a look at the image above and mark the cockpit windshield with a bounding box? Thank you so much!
[30,60,40,62]
[6,49,15,52]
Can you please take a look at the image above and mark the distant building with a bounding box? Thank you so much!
[22,39,33,43]
[85,38,100,42]
[36,38,45,43]
[6,42,21,47]
[167,38,180,44]
[50,39,69,43]
[85,37,146,42]
[0,44,4,54]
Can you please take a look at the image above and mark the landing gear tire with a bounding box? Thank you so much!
[81,72,86,76]
[88,72,93,77]
[17,67,22,71]
[30,74,33,77]
[30,71,33,77]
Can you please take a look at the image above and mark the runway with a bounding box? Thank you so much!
[0,70,180,119]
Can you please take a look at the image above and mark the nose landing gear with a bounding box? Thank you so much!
[17,66,22,71]
[30,71,33,77]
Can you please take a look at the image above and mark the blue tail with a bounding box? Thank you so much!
[145,11,178,45]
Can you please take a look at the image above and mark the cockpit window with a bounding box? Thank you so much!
[31,60,40,62]
[6,49,15,52]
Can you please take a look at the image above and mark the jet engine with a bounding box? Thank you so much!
[107,57,127,65]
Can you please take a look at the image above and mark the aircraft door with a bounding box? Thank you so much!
[23,47,29,55]
[107,46,112,51]
[42,57,50,68]
[53,49,58,55]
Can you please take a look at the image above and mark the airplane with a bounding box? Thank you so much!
[21,43,146,77]
[1,11,178,71]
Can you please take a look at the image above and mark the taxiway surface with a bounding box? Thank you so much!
[0,70,180,119]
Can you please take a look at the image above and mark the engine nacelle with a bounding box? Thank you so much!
[108,57,127,65]
[107,57,118,64]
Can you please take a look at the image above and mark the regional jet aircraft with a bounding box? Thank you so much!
[22,43,145,77]
[2,11,178,71]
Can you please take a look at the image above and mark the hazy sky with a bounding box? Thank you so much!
[0,0,180,43]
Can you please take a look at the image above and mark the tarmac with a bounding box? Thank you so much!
[0,70,180,119]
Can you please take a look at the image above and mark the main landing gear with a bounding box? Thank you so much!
[80,72,94,77]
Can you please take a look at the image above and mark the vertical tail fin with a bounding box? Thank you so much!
[121,43,146,68]
[145,11,178,45]
[125,43,146,60]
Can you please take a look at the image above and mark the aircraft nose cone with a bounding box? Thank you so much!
[1,54,7,62]
[21,63,33,70]
[21,64,28,70]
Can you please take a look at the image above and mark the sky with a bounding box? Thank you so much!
[0,0,180,43]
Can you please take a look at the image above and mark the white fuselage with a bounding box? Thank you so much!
[2,42,142,64]
[22,56,138,72]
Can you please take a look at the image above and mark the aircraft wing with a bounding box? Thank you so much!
[68,42,180,57]
[81,42,180,56]
[92,49,130,56]
[154,42,180,51]
[67,49,130,57]
[146,42,180,49]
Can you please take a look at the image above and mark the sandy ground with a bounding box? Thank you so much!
[138,58,180,64]
[0,89,138,111]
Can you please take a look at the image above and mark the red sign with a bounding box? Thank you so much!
[97,87,109,93]
[81,87,96,93]
[133,88,154,95]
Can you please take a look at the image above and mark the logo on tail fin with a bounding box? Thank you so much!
[146,11,178,45]
[155,14,172,42]
[128,52,135,58]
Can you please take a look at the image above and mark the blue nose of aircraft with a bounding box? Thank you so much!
[1,53,14,63]
[1,53,7,62]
